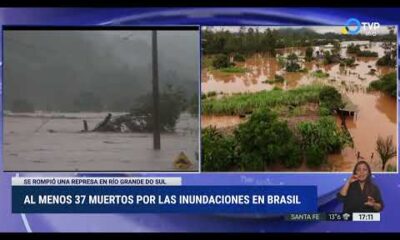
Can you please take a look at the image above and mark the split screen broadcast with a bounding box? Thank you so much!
[2,25,398,221]
[3,25,397,174]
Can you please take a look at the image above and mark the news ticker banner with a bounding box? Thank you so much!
[12,177,317,214]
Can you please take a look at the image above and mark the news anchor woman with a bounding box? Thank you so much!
[337,161,384,213]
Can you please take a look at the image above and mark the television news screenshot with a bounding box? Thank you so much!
[0,6,400,234]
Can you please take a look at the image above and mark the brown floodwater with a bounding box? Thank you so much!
[328,92,397,172]
[202,42,393,94]
[202,41,397,172]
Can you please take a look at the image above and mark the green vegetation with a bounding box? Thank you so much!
[203,27,277,56]
[298,117,351,153]
[131,85,186,132]
[234,109,302,170]
[347,44,361,54]
[323,51,341,65]
[201,127,237,171]
[207,91,217,98]
[298,117,352,167]
[212,54,232,69]
[286,53,301,72]
[369,72,397,97]
[219,66,247,73]
[202,56,213,69]
[305,47,313,62]
[263,74,285,84]
[202,27,396,56]
[340,57,356,67]
[377,51,396,67]
[201,111,352,171]
[233,53,246,62]
[202,84,325,115]
[277,55,285,67]
[209,54,247,73]
[318,107,331,116]
[332,41,341,55]
[357,50,378,57]
[304,145,326,167]
[346,44,378,57]
[312,70,330,78]
[318,86,344,112]
[376,135,397,171]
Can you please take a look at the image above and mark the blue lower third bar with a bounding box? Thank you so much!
[12,186,317,213]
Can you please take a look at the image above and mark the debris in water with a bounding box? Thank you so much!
[174,152,192,170]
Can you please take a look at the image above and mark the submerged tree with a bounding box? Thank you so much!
[212,53,232,69]
[318,86,344,112]
[286,53,301,72]
[131,84,186,132]
[376,135,397,171]
[369,72,397,97]
[305,47,313,62]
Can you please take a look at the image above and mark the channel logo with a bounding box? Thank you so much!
[341,18,361,35]
[342,18,381,36]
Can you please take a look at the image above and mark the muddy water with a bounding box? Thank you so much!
[202,55,284,94]
[4,112,199,171]
[328,92,397,172]
[202,42,393,94]
[202,41,397,172]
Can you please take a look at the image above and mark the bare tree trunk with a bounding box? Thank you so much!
[82,120,89,132]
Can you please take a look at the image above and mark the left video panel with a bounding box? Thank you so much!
[2,26,200,172]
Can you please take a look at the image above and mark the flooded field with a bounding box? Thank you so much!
[202,41,397,172]
[3,112,199,172]
[202,42,393,94]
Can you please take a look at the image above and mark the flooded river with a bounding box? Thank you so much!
[4,112,199,172]
[202,41,397,172]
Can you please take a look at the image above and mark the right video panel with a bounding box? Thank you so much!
[201,26,398,173]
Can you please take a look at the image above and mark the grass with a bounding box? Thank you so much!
[202,56,214,69]
[368,72,397,97]
[202,84,325,115]
[207,91,217,98]
[312,70,330,78]
[219,66,248,73]
[262,74,285,84]
[298,68,309,73]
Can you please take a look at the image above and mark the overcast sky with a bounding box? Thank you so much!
[3,30,199,111]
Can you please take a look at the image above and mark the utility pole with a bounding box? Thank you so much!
[152,30,161,150]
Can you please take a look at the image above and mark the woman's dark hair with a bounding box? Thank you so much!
[352,160,374,195]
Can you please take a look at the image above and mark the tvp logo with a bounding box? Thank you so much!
[342,18,380,36]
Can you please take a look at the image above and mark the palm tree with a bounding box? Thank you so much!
[376,135,397,171]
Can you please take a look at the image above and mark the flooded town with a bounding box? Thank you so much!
[201,26,397,172]
[3,29,200,172]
